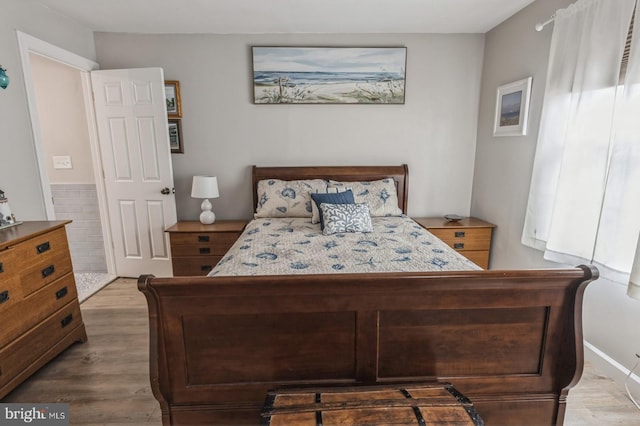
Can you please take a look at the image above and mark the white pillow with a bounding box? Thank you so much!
[309,186,351,224]
[328,178,402,217]
[255,179,327,218]
[321,203,373,235]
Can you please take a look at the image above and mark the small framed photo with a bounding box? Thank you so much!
[168,119,184,153]
[164,80,182,118]
[493,77,532,136]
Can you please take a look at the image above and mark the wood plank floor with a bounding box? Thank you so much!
[3,278,640,425]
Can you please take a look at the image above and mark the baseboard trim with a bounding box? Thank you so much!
[584,340,640,394]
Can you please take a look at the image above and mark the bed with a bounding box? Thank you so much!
[138,164,598,425]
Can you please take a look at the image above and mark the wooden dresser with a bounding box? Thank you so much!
[413,217,496,269]
[0,221,87,399]
[166,220,248,276]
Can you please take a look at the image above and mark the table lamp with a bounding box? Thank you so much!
[191,176,219,224]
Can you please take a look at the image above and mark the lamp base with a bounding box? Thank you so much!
[199,198,216,224]
[200,210,216,225]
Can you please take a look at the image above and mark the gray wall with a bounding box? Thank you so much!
[94,33,485,220]
[0,0,95,220]
[473,0,640,393]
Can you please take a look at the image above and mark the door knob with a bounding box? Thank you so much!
[160,187,174,195]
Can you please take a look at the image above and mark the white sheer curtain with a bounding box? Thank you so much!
[522,0,638,282]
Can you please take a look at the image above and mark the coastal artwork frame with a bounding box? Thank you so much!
[164,80,182,118]
[252,46,407,104]
[493,77,532,136]
[168,119,184,153]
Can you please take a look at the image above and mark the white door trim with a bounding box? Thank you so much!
[16,31,117,275]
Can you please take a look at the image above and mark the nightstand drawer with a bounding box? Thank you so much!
[428,228,492,251]
[171,256,223,276]
[460,251,490,269]
[170,233,239,256]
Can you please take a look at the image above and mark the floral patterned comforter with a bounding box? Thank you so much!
[208,216,479,276]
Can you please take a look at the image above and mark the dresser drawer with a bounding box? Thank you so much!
[170,232,240,256]
[0,248,22,314]
[172,256,223,276]
[0,299,82,388]
[14,227,73,297]
[0,273,78,348]
[428,227,492,251]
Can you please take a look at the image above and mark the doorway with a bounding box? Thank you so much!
[17,31,117,299]
[29,54,115,300]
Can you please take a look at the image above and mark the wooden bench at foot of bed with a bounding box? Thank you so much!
[138,265,598,426]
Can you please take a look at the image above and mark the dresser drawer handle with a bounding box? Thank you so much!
[0,290,9,305]
[0,262,3,273]
[197,235,210,242]
[199,247,211,254]
[41,264,55,278]
[200,264,213,272]
[454,231,465,238]
[56,287,68,299]
[36,241,51,254]
[61,314,73,328]
[454,243,465,249]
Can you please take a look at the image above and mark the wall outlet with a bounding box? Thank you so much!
[53,155,72,169]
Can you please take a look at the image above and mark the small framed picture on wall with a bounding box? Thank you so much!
[493,77,532,137]
[168,119,184,153]
[164,80,182,118]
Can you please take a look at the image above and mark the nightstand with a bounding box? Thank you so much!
[166,220,248,276]
[412,217,496,269]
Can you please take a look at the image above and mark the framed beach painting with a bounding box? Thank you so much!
[493,77,532,136]
[252,47,407,104]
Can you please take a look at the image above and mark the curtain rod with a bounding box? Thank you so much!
[535,13,556,31]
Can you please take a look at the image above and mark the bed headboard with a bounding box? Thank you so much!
[251,164,409,215]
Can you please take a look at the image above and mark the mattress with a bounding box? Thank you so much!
[209,216,479,276]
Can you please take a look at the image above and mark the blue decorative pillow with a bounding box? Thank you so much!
[309,186,352,224]
[328,178,402,217]
[320,203,373,235]
[255,179,327,218]
[310,190,355,229]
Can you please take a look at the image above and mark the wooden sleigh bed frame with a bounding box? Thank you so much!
[138,165,598,425]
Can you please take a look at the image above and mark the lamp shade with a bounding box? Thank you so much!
[191,176,219,199]
[628,234,640,301]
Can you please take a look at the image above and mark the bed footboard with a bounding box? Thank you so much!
[138,265,597,425]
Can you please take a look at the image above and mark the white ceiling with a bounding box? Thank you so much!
[35,0,536,34]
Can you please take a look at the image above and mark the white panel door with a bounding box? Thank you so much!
[91,68,176,277]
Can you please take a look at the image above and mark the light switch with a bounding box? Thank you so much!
[53,156,73,169]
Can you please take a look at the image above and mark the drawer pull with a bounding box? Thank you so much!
[199,247,211,254]
[454,231,465,238]
[41,264,55,278]
[60,314,73,328]
[36,241,51,254]
[197,235,210,242]
[56,287,69,299]
[0,262,3,273]
[454,243,465,249]
[200,264,213,272]
[0,290,9,305]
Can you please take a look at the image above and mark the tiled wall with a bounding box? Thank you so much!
[51,184,107,273]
